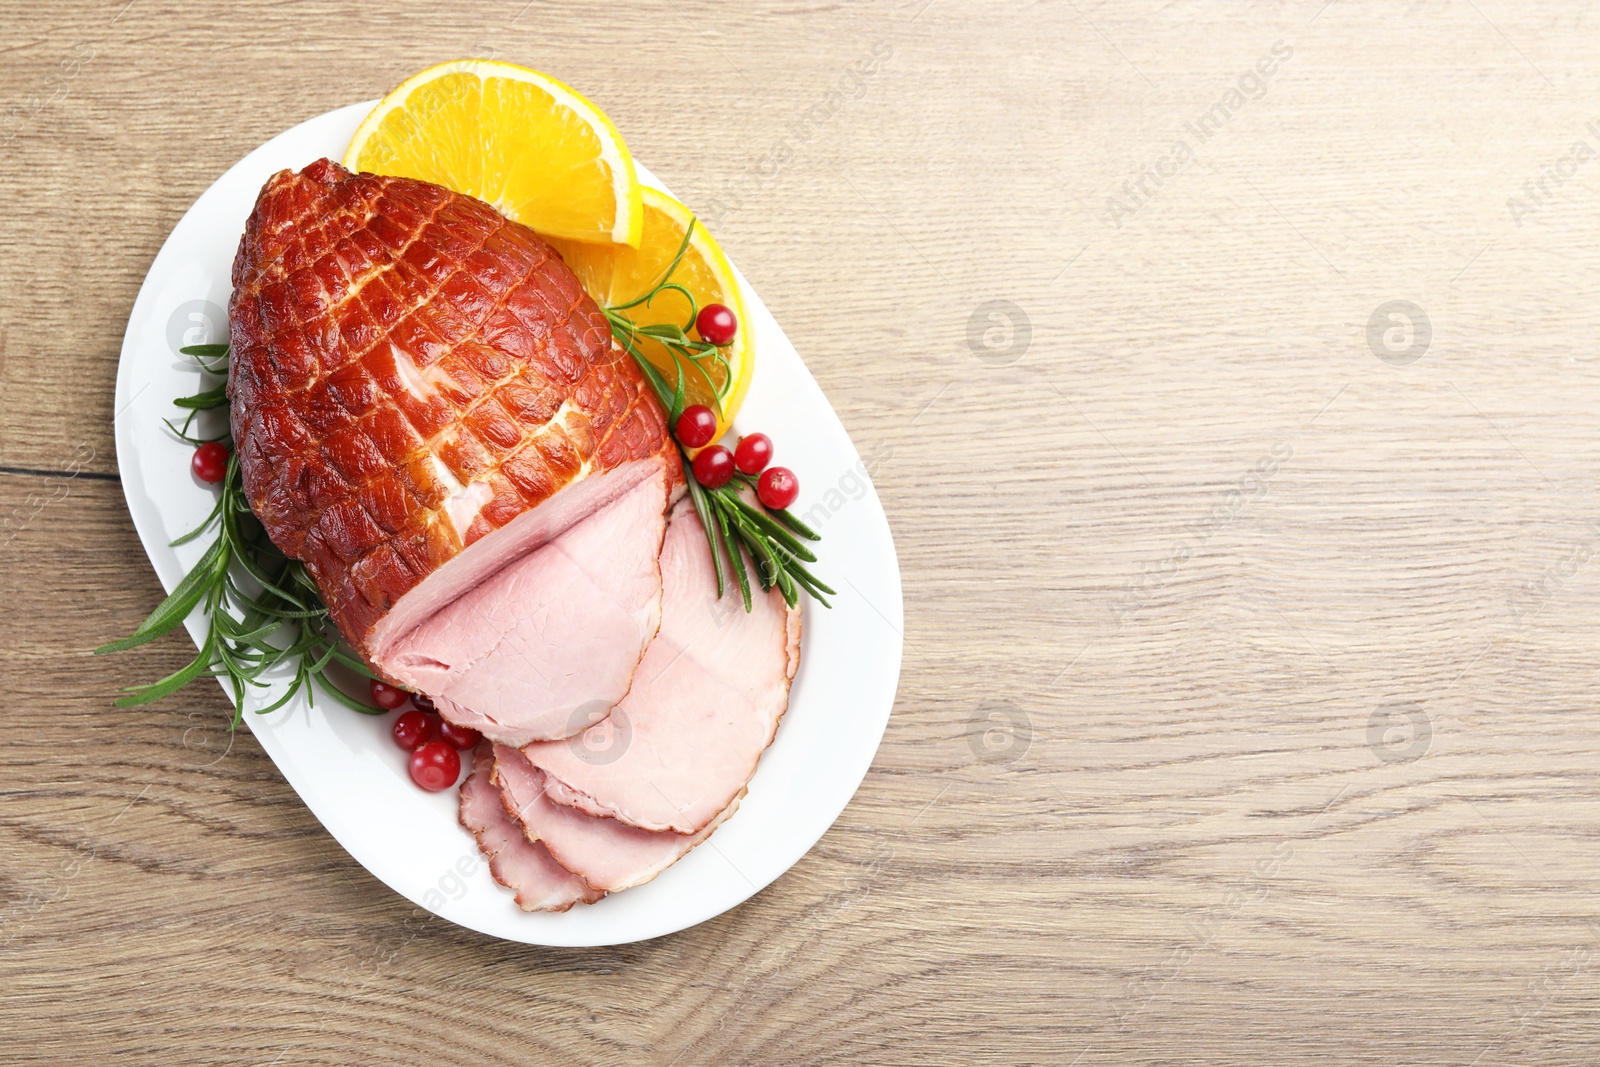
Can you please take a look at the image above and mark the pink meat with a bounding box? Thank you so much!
[457,742,602,912]
[385,464,669,744]
[522,500,802,834]
[492,745,740,893]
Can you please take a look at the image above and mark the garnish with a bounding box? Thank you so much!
[409,740,462,792]
[600,221,834,611]
[674,404,719,450]
[190,440,229,484]
[756,467,800,511]
[369,680,410,710]
[692,444,736,489]
[695,303,739,347]
[733,433,772,475]
[94,343,382,718]
[390,694,477,790]
[393,708,439,751]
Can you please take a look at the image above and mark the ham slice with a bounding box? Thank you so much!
[457,742,601,912]
[385,465,668,744]
[522,501,802,834]
[492,745,739,893]
[228,159,676,676]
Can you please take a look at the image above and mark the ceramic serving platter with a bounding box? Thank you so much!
[112,102,903,946]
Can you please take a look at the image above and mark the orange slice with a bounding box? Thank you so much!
[551,188,753,442]
[343,59,642,246]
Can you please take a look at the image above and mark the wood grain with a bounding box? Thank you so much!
[6,0,1600,1063]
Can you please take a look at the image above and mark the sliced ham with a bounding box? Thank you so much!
[385,464,669,744]
[457,742,601,912]
[522,501,802,835]
[228,159,676,681]
[492,745,739,893]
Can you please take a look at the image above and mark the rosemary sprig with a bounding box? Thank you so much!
[96,344,381,718]
[600,221,833,610]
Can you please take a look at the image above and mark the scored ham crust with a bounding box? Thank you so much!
[228,159,674,666]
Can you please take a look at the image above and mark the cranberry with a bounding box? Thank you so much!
[369,680,408,710]
[410,693,436,714]
[191,441,228,484]
[734,433,772,474]
[392,709,438,751]
[409,740,461,792]
[695,303,738,346]
[692,445,735,489]
[675,404,717,449]
[757,466,799,510]
[438,720,482,749]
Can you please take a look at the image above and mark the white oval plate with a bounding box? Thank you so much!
[112,102,903,946]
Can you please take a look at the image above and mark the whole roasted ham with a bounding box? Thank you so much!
[229,159,675,742]
[230,159,806,913]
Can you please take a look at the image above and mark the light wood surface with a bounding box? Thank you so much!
[5,1,1600,1063]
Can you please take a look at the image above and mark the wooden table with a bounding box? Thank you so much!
[5,1,1600,1063]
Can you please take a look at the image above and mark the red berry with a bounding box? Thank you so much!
[757,466,800,510]
[438,720,482,749]
[369,680,408,710]
[408,740,461,792]
[410,693,436,714]
[675,405,717,449]
[392,710,438,751]
[734,433,772,474]
[692,445,735,488]
[696,303,738,346]
[191,441,228,484]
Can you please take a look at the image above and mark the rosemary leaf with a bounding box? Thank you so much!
[174,384,228,410]
[718,489,817,562]
[114,642,215,707]
[96,536,227,654]
[255,673,306,716]
[170,495,223,547]
[684,475,724,598]
[178,343,229,358]
[769,506,821,541]
[714,496,754,612]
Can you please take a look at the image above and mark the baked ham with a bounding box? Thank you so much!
[492,745,740,894]
[459,742,602,911]
[228,159,675,741]
[387,466,669,745]
[522,500,801,834]
[231,160,807,911]
[456,501,802,909]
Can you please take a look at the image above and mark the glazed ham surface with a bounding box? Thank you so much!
[229,159,675,740]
